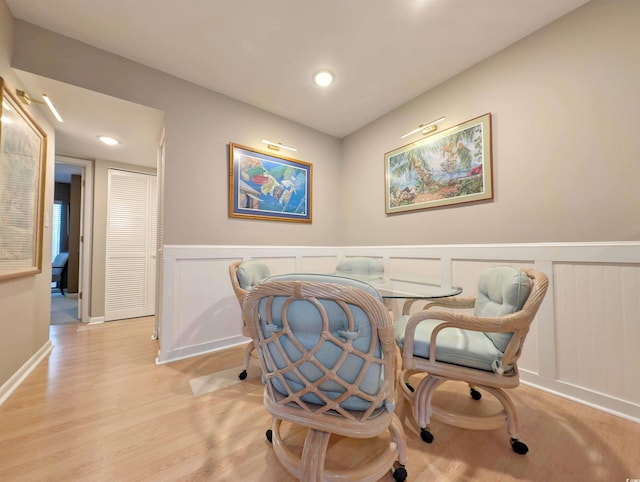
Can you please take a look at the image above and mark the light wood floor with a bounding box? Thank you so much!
[1,317,639,481]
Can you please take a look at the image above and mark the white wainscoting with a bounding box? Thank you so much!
[160,242,640,422]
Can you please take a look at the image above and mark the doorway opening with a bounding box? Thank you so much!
[50,157,93,325]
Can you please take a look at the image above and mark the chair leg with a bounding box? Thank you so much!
[415,375,445,433]
[269,419,329,482]
[390,413,408,467]
[414,381,529,454]
[238,342,254,380]
[301,429,330,482]
[478,385,528,453]
[269,416,408,481]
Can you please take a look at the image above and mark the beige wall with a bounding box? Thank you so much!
[0,1,55,387]
[11,21,344,248]
[340,0,640,245]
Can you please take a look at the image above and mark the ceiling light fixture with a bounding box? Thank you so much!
[261,139,297,152]
[16,89,64,123]
[400,116,446,139]
[313,70,335,87]
[99,136,119,146]
[41,94,64,123]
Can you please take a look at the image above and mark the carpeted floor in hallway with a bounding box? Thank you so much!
[50,292,79,325]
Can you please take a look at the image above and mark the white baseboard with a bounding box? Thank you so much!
[156,335,248,365]
[520,370,640,424]
[0,340,53,406]
[88,316,105,324]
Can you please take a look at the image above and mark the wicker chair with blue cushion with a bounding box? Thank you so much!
[229,260,271,380]
[243,273,408,482]
[395,266,548,454]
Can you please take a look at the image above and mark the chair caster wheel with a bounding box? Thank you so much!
[405,382,414,392]
[238,370,248,380]
[420,429,434,443]
[392,465,407,481]
[470,388,482,400]
[511,438,528,454]
[266,429,273,443]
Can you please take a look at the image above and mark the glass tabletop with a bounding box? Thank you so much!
[335,273,462,299]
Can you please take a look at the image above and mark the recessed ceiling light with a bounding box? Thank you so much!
[99,136,119,146]
[313,70,335,87]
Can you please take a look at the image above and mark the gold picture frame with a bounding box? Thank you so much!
[229,143,312,223]
[0,77,47,280]
[385,113,493,214]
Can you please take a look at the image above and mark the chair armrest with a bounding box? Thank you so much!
[402,296,475,316]
[401,309,527,364]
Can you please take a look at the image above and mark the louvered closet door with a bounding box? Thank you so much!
[105,169,157,321]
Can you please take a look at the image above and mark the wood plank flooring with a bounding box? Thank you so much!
[1,317,639,481]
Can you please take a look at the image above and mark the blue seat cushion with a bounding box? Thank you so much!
[236,260,271,290]
[258,274,384,411]
[395,314,504,372]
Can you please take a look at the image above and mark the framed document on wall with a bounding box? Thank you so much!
[0,77,47,280]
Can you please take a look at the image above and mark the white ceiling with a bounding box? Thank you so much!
[13,69,165,171]
[6,0,590,165]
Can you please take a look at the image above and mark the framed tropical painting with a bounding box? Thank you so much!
[385,113,492,214]
[229,143,312,223]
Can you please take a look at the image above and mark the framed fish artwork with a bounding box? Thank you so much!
[229,143,312,223]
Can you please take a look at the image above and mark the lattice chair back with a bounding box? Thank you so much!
[244,273,395,420]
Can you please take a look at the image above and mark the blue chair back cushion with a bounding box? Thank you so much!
[258,274,383,411]
[335,257,384,276]
[475,266,531,352]
[236,260,271,290]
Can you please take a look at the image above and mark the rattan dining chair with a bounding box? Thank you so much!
[229,260,271,380]
[243,273,408,481]
[395,266,548,454]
